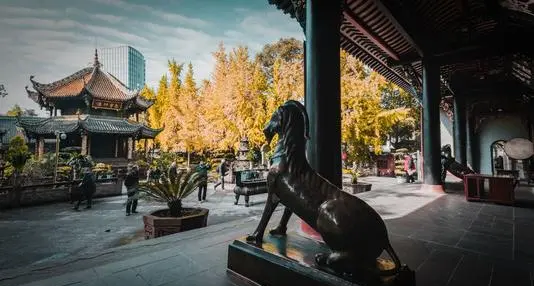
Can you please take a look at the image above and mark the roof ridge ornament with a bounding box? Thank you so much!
[93,49,101,68]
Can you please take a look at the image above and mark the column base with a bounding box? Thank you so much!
[420,184,445,193]
[297,219,323,242]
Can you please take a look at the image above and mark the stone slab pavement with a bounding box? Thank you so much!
[0,182,268,272]
[0,176,448,286]
[3,176,534,286]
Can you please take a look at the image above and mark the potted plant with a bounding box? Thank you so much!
[349,168,372,194]
[140,170,209,239]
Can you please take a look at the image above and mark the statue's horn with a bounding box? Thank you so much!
[285,100,310,140]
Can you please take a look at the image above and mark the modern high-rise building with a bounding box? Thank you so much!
[99,46,146,91]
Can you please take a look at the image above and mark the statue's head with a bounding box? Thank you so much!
[263,100,309,144]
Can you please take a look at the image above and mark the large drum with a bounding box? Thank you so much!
[504,138,534,160]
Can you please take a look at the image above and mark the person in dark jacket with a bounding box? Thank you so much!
[168,161,177,180]
[124,164,140,216]
[214,159,227,190]
[73,167,96,211]
[196,161,210,202]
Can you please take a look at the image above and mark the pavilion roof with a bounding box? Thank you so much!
[268,0,534,101]
[0,116,27,145]
[26,50,153,111]
[17,115,162,139]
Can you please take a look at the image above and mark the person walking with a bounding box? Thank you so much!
[404,154,416,183]
[168,161,177,180]
[73,167,96,211]
[214,159,227,190]
[196,161,210,202]
[125,164,140,216]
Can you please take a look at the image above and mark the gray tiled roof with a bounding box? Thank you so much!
[0,116,24,145]
[18,115,161,139]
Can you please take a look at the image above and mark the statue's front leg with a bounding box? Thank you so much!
[246,193,280,244]
[269,207,292,236]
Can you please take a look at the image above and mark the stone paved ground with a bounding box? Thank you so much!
[0,175,534,286]
[0,182,268,271]
[1,175,533,286]
[0,176,451,286]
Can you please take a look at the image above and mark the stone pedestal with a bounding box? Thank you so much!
[227,234,415,286]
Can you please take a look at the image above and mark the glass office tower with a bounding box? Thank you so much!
[99,46,146,90]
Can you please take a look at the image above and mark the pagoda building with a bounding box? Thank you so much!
[21,50,161,161]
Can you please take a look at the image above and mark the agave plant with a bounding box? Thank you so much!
[139,170,204,217]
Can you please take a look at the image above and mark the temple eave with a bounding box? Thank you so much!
[17,115,159,139]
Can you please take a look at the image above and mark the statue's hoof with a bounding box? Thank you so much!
[269,227,287,236]
[315,253,328,266]
[246,235,262,244]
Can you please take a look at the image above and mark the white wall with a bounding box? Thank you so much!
[476,115,529,175]
[440,109,454,154]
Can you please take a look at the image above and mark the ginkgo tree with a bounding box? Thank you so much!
[141,38,417,164]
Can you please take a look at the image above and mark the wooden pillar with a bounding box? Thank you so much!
[81,133,88,156]
[144,139,148,159]
[37,137,45,159]
[87,136,91,156]
[115,138,119,158]
[305,0,342,188]
[422,58,443,189]
[454,96,467,165]
[127,137,133,160]
[466,111,476,170]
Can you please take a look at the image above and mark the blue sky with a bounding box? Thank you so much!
[0,0,303,114]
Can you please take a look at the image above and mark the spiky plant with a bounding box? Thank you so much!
[139,170,204,217]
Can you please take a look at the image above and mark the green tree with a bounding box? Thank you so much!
[6,105,23,116]
[340,51,410,164]
[256,37,303,82]
[0,84,7,98]
[6,105,37,117]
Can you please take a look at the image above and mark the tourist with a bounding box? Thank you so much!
[73,167,96,211]
[404,154,416,183]
[214,159,228,190]
[196,161,210,202]
[125,164,140,216]
[168,161,177,180]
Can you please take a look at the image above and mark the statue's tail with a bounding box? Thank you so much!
[379,242,402,276]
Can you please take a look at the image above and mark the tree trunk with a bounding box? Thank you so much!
[168,199,182,217]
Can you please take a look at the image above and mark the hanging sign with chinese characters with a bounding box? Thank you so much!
[92,99,122,111]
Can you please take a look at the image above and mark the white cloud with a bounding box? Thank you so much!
[81,25,149,44]
[0,18,78,29]
[92,14,124,23]
[90,0,208,28]
[151,10,209,27]
[0,6,59,17]
[0,2,303,114]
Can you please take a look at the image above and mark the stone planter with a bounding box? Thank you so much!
[349,182,372,194]
[143,207,209,239]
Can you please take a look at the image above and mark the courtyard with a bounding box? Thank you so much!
[0,177,533,286]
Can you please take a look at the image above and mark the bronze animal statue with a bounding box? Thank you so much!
[246,100,403,277]
[441,144,475,182]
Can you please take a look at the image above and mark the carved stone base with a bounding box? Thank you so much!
[143,208,209,239]
[227,234,415,286]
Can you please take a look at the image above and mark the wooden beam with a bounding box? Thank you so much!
[340,30,409,85]
[372,0,424,57]
[342,10,399,61]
